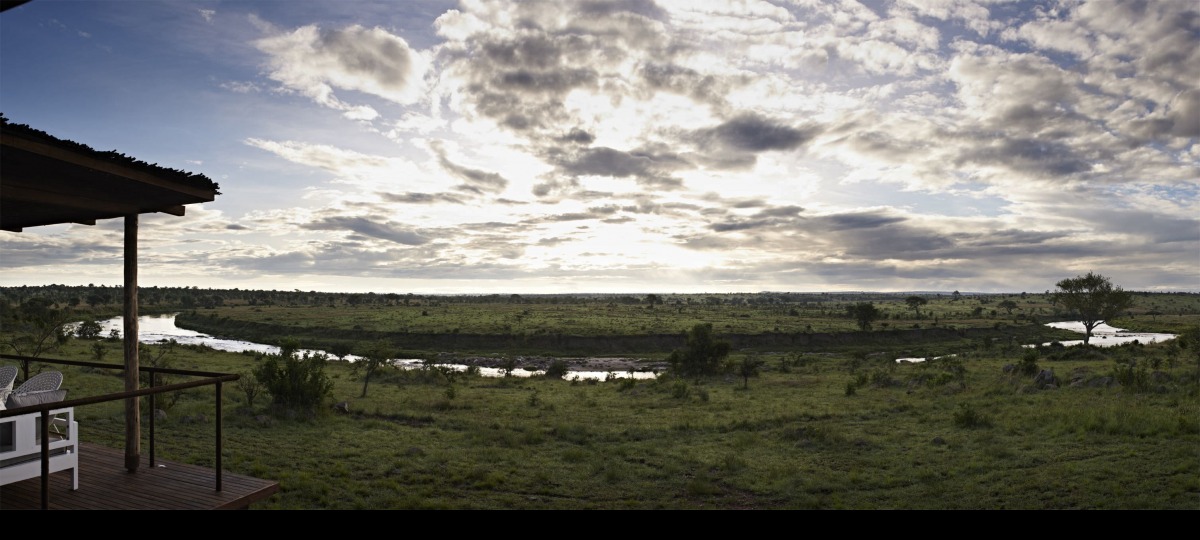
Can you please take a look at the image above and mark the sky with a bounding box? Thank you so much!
[0,0,1197,295]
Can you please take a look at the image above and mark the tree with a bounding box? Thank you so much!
[737,354,764,389]
[329,342,353,362]
[75,319,104,339]
[1053,272,1134,346]
[848,302,881,331]
[355,340,396,397]
[2,298,73,380]
[997,300,1019,315]
[905,296,927,317]
[668,323,731,378]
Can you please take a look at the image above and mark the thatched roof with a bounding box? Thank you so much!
[1,114,220,232]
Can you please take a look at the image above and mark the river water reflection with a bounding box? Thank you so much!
[895,321,1178,363]
[81,314,658,381]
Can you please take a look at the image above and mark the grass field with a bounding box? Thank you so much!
[2,288,1197,509]
[2,289,1200,508]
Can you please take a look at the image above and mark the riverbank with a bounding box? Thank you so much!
[428,352,668,373]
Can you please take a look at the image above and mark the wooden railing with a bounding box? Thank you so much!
[0,353,238,510]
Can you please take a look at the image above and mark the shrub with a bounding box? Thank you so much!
[253,339,334,412]
[670,380,690,399]
[1018,349,1040,376]
[76,319,103,339]
[668,323,731,378]
[1110,360,1150,392]
[952,403,992,429]
[544,359,569,379]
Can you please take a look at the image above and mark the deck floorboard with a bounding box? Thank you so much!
[1,443,279,510]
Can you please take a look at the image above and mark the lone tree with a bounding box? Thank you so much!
[848,302,881,331]
[355,340,396,397]
[905,295,928,317]
[1053,272,1134,346]
[997,299,1019,315]
[668,323,731,378]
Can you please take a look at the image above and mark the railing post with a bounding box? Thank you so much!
[216,381,223,492]
[149,370,156,468]
[40,409,49,510]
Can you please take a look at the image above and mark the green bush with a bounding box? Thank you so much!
[544,359,569,379]
[670,380,690,399]
[253,339,334,412]
[1018,349,1040,376]
[1110,360,1150,392]
[667,323,731,378]
[953,403,992,429]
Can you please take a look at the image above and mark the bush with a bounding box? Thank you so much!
[953,403,992,429]
[76,319,103,339]
[1110,360,1150,392]
[253,340,334,412]
[670,380,690,399]
[1018,349,1040,376]
[544,359,569,379]
[668,323,731,378]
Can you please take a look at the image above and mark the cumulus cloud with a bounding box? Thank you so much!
[255,24,427,118]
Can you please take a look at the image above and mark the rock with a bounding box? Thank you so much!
[254,414,273,427]
[1033,369,1057,387]
[154,409,167,421]
[931,436,946,446]
[333,401,350,414]
[1087,376,1114,388]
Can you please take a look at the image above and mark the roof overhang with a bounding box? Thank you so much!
[1,119,220,232]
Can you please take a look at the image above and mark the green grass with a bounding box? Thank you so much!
[5,330,1197,510]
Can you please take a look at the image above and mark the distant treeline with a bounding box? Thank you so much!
[4,284,1196,312]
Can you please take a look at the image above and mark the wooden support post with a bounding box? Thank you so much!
[124,214,140,472]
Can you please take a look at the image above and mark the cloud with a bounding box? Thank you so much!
[255,24,427,117]
[303,216,431,245]
[693,113,818,153]
[380,192,468,205]
[429,140,509,194]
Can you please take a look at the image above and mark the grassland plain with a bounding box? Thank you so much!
[3,290,1198,509]
[169,291,1169,359]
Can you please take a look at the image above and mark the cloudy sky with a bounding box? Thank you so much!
[1,0,1196,294]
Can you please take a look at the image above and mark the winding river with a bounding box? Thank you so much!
[80,314,1175,371]
[77,314,658,381]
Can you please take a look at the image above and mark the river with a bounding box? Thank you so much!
[76,313,658,381]
[894,321,1178,363]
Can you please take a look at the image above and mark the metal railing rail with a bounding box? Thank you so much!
[0,353,239,509]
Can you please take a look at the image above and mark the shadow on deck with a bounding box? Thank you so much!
[1,442,279,510]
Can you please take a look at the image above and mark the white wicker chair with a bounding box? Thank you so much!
[12,371,63,395]
[0,366,17,407]
[1,369,78,490]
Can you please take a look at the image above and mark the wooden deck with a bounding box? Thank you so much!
[1,443,279,510]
